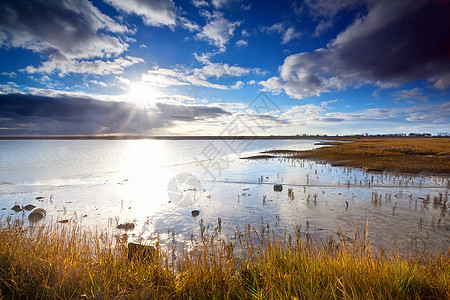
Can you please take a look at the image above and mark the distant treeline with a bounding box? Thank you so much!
[0,133,448,140]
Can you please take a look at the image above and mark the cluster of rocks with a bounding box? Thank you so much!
[9,204,46,222]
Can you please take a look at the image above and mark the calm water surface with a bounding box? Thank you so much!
[0,139,448,253]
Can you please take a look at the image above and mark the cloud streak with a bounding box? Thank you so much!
[105,0,176,27]
[139,59,261,89]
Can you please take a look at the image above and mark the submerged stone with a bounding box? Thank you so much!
[274,184,283,192]
[191,210,200,217]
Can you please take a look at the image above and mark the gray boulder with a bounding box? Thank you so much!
[29,208,46,222]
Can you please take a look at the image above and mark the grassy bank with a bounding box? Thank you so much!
[0,221,448,299]
[260,138,450,174]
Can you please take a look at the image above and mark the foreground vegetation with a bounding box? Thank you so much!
[261,138,450,174]
[0,220,448,299]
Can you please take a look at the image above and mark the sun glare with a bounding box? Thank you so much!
[127,83,158,105]
[120,140,172,215]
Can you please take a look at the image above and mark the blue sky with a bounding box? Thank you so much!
[0,0,449,136]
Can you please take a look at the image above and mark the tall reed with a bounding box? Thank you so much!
[0,219,448,299]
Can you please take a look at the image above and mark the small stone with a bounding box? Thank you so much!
[191,210,200,217]
[11,205,22,212]
[23,204,36,211]
[36,196,45,200]
[274,184,283,192]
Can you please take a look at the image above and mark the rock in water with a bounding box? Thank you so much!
[117,222,135,230]
[29,208,46,222]
[191,210,200,217]
[274,184,283,192]
[127,242,157,262]
[11,205,22,212]
[23,204,36,211]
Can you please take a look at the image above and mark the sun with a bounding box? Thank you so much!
[127,83,158,105]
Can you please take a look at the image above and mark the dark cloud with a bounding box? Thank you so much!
[0,0,128,59]
[0,0,142,75]
[317,117,345,123]
[261,0,450,99]
[0,93,231,135]
[155,102,231,121]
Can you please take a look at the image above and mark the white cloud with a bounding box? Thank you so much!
[116,76,131,85]
[1,71,16,78]
[106,0,176,27]
[194,62,257,78]
[282,27,301,44]
[320,99,338,106]
[23,54,143,75]
[236,39,248,47]
[231,80,244,89]
[192,0,209,7]
[178,16,200,32]
[89,80,108,87]
[393,88,428,103]
[313,19,333,37]
[141,67,228,89]
[265,22,301,44]
[139,58,260,90]
[195,12,241,52]
[212,0,230,8]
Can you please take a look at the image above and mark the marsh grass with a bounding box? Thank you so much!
[263,138,450,174]
[0,219,448,299]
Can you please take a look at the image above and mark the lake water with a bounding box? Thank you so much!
[0,139,448,253]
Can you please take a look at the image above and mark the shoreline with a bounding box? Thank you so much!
[0,135,448,140]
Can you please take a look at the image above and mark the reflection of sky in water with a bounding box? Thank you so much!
[0,139,448,253]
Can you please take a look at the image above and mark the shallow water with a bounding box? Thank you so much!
[0,139,448,253]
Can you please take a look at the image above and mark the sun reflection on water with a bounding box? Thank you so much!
[119,140,173,217]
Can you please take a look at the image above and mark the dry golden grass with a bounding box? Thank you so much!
[0,219,449,299]
[266,138,450,174]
